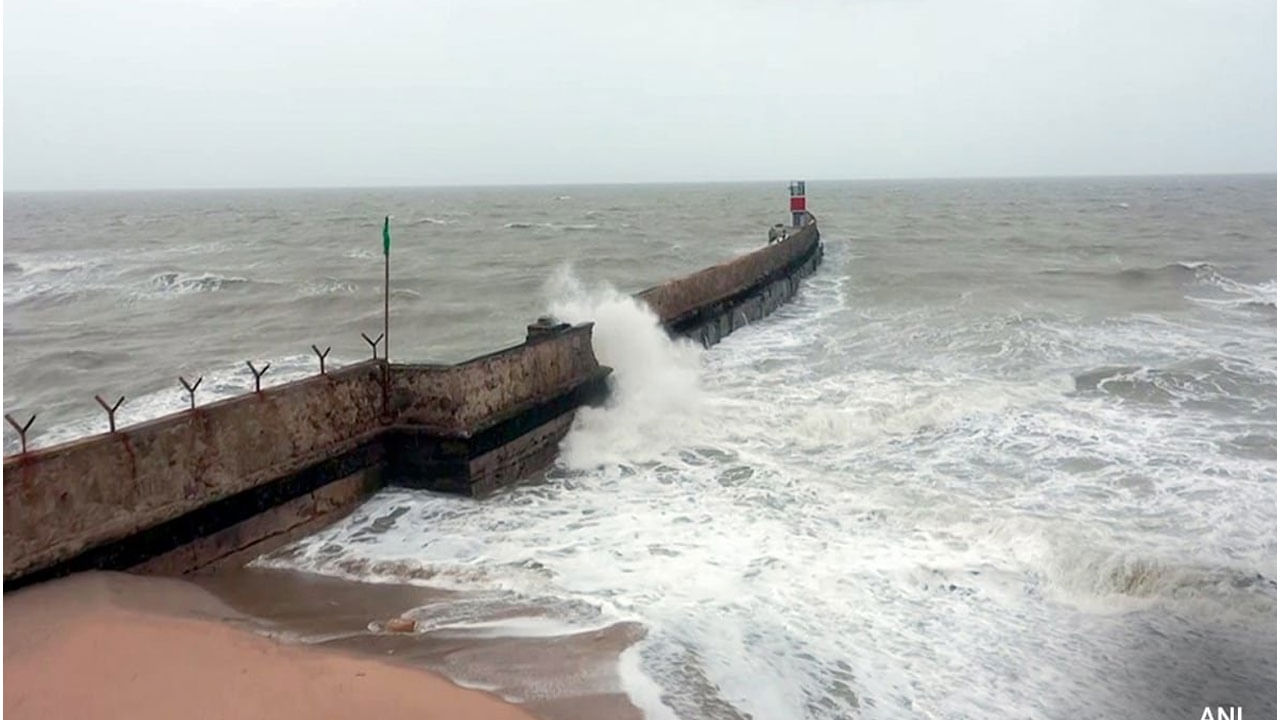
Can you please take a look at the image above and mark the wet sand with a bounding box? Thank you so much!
[3,571,538,720]
[193,566,646,720]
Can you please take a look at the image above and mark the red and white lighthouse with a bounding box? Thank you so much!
[789,180,807,227]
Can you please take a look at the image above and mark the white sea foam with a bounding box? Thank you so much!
[504,221,600,232]
[2,255,113,303]
[298,277,357,297]
[544,266,706,469]
[2,178,1269,718]
[261,241,1274,718]
[144,271,250,296]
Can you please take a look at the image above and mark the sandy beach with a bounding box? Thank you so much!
[3,571,538,720]
[192,566,646,720]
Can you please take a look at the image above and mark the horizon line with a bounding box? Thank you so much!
[4,169,1276,194]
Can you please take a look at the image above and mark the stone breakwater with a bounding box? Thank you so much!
[3,219,821,589]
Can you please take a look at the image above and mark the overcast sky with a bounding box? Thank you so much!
[4,0,1276,190]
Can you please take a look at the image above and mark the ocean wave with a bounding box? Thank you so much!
[298,277,357,297]
[503,221,599,232]
[4,281,75,305]
[1202,273,1276,304]
[5,257,98,277]
[255,545,562,596]
[147,271,250,295]
[1188,296,1278,317]
[57,348,129,370]
[972,517,1277,619]
[2,256,113,304]
[1041,262,1276,313]
[1041,261,1217,285]
[6,263,267,306]
[545,268,705,470]
[325,214,364,224]
[1043,547,1276,617]
[405,216,455,226]
[1117,261,1216,284]
[1072,364,1145,392]
[1071,359,1265,407]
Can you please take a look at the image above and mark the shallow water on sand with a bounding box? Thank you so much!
[194,566,644,720]
[6,176,1277,718]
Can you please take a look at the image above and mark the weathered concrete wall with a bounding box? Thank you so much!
[682,239,823,347]
[636,220,822,345]
[636,221,820,329]
[388,323,601,436]
[385,323,609,496]
[3,362,385,585]
[386,368,610,497]
[3,325,609,585]
[2,216,820,588]
[132,464,382,576]
[466,413,577,496]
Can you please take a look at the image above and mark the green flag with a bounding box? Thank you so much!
[382,215,391,256]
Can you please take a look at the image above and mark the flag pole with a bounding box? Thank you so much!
[384,215,390,364]
[382,215,391,418]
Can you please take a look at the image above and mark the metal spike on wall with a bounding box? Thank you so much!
[94,395,125,433]
[5,413,37,454]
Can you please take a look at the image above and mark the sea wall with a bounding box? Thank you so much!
[389,323,602,436]
[3,216,821,588]
[637,219,821,345]
[3,361,386,586]
[2,324,606,588]
[385,322,610,496]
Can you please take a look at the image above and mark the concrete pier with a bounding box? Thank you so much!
[640,218,821,345]
[3,216,822,589]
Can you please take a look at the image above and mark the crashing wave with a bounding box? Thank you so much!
[1043,548,1276,616]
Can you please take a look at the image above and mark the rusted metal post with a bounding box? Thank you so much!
[5,413,36,454]
[94,395,125,433]
[246,361,271,393]
[360,332,389,417]
[361,332,383,360]
[311,345,332,375]
[179,376,203,410]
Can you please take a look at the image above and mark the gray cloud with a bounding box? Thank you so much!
[5,0,1275,190]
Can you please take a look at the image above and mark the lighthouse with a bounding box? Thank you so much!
[789,180,807,227]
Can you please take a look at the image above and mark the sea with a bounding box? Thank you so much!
[4,176,1277,719]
